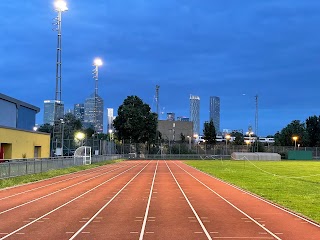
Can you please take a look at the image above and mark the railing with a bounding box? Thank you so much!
[0,155,122,179]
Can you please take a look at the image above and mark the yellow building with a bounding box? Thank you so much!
[0,126,50,159]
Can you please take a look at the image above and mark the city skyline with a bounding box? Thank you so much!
[2,1,320,136]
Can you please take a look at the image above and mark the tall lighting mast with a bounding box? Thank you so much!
[52,0,68,156]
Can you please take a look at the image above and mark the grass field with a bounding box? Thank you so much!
[185,160,320,223]
[0,159,122,190]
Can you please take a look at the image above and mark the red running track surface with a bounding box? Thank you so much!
[0,160,318,240]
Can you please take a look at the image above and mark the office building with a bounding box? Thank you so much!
[166,112,175,121]
[107,108,115,132]
[43,100,64,125]
[84,93,104,133]
[74,103,85,122]
[209,96,220,133]
[190,95,200,136]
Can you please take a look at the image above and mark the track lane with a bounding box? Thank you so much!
[0,161,127,201]
[0,162,145,238]
[175,161,320,240]
[143,161,210,240]
[67,161,157,240]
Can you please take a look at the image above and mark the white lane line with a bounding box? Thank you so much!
[212,238,274,239]
[184,163,320,228]
[0,163,142,240]
[0,165,128,215]
[165,161,213,240]
[0,163,126,201]
[174,162,282,240]
[69,162,152,240]
[130,232,139,234]
[139,161,159,240]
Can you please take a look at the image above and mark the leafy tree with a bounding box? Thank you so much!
[305,115,320,147]
[38,123,53,137]
[274,120,307,146]
[63,113,82,139]
[203,120,216,145]
[232,132,244,145]
[180,133,186,143]
[113,96,157,144]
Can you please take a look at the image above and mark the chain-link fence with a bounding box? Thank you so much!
[0,155,122,179]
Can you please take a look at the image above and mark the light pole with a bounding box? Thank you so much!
[108,129,113,154]
[292,136,298,150]
[245,140,250,152]
[52,0,68,156]
[60,118,65,156]
[246,130,254,152]
[187,136,191,150]
[225,134,231,156]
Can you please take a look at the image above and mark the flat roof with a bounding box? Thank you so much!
[0,93,40,113]
[0,125,50,135]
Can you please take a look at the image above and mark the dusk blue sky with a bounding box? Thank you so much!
[1,0,320,136]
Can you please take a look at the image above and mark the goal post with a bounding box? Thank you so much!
[74,146,92,165]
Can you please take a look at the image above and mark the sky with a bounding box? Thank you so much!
[1,0,320,136]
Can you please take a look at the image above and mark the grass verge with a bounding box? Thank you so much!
[185,160,320,223]
[0,159,123,190]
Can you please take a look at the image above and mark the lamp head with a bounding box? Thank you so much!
[94,58,103,67]
[54,0,68,12]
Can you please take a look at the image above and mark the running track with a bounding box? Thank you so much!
[0,160,319,240]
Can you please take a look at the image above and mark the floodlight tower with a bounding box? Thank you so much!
[92,58,103,133]
[52,0,68,156]
[255,94,259,152]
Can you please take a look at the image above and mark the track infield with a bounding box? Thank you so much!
[0,160,319,240]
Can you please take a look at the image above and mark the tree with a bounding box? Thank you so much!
[180,133,186,143]
[63,113,82,139]
[305,115,320,147]
[203,120,216,145]
[274,120,307,146]
[232,132,244,145]
[113,96,157,144]
[38,123,53,137]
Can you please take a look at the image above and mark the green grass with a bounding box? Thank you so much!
[185,160,320,223]
[0,159,123,190]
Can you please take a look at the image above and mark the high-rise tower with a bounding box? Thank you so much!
[209,96,220,134]
[190,95,200,136]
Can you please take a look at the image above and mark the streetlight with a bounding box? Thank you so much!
[225,134,231,155]
[292,136,298,150]
[187,136,191,150]
[246,130,254,152]
[245,140,250,152]
[60,118,65,156]
[75,132,85,146]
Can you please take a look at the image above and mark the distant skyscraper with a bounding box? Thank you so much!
[74,103,84,122]
[166,112,175,121]
[84,93,104,133]
[209,96,220,133]
[43,100,64,125]
[190,95,200,136]
[107,108,114,131]
[177,116,190,122]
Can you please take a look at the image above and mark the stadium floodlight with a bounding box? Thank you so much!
[292,136,298,150]
[54,0,68,12]
[94,58,103,67]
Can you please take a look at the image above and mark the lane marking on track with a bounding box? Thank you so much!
[184,163,320,228]
[139,161,159,240]
[0,163,126,201]
[66,232,74,234]
[165,161,213,240]
[130,232,139,234]
[0,163,142,240]
[211,238,274,239]
[0,165,129,215]
[69,161,152,240]
[174,162,282,240]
